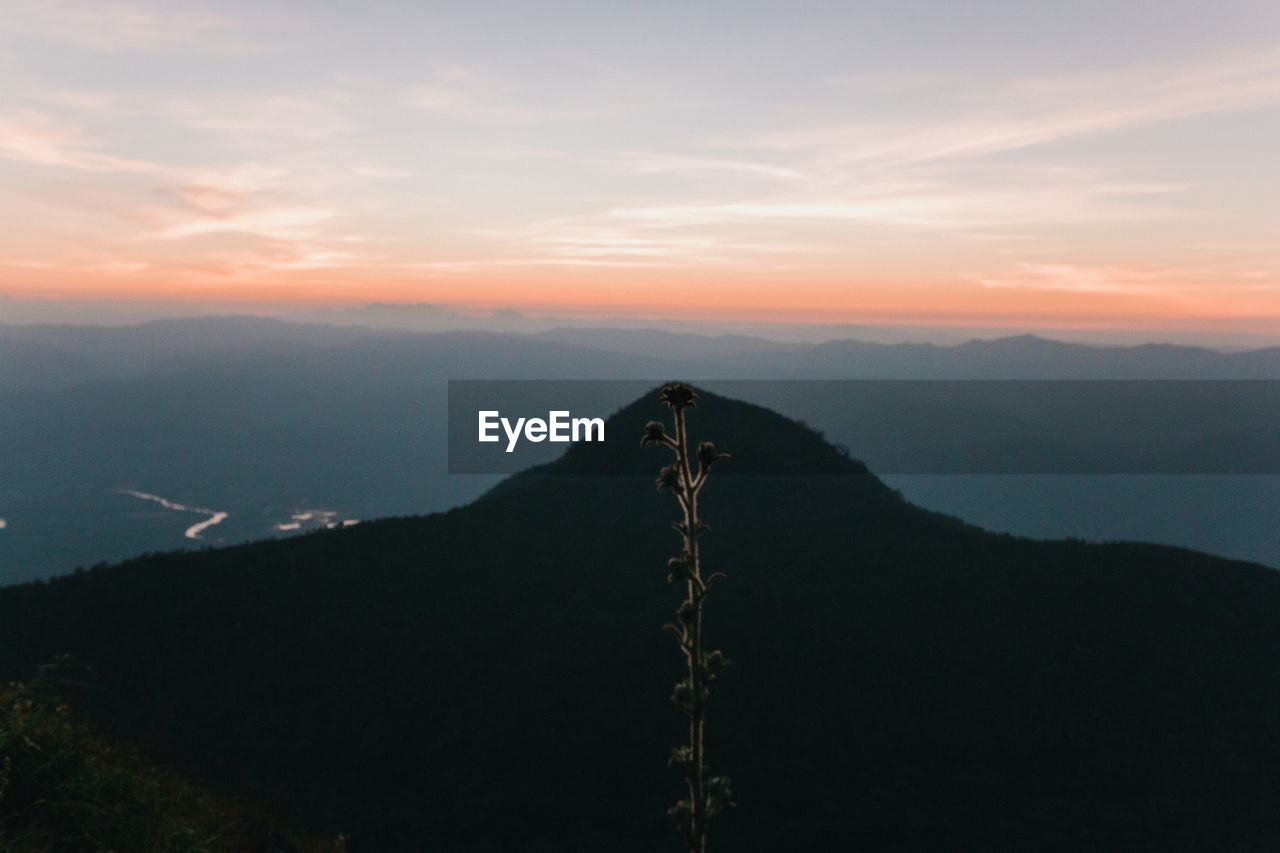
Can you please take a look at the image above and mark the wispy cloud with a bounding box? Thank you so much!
[599,177,1180,230]
[726,47,1280,168]
[559,48,1278,271]
[469,169,1182,270]
[2,0,232,52]
[613,150,808,182]
[971,263,1181,294]
[467,212,818,269]
[0,108,367,278]
[22,84,359,145]
[0,110,303,189]
[383,253,701,277]
[169,96,356,142]
[85,260,151,274]
[152,206,335,241]
[2,8,1276,319]
[404,66,603,123]
[25,89,124,111]
[0,110,172,175]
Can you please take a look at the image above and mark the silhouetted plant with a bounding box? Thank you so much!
[642,383,734,852]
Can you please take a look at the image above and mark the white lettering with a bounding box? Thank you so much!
[481,410,605,452]
[573,417,605,442]
[502,417,526,453]
[478,411,500,443]
[549,411,570,441]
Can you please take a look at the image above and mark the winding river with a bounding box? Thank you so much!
[117,489,228,540]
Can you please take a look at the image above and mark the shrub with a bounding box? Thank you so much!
[0,667,343,852]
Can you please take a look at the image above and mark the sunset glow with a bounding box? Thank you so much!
[2,1,1279,333]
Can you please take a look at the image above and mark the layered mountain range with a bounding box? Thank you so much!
[4,318,1280,584]
[3,388,1279,850]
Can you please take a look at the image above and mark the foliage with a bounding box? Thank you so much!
[643,384,734,851]
[0,663,341,853]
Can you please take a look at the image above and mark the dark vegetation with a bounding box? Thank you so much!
[0,663,341,852]
[2,389,1280,850]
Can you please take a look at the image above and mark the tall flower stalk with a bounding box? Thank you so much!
[641,383,734,852]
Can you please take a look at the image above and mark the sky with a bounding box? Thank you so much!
[1,0,1279,333]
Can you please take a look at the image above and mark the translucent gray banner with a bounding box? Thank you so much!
[447,379,1280,475]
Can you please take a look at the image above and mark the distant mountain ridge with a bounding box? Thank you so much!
[4,316,1280,583]
[3,387,1279,851]
[5,315,1280,393]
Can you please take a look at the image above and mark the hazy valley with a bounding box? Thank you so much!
[3,316,1280,584]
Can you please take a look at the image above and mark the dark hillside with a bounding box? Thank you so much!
[3,389,1279,850]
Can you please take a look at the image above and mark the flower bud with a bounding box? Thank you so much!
[671,680,694,711]
[655,465,681,492]
[668,799,693,837]
[658,383,698,412]
[640,420,667,447]
[706,775,736,816]
[666,557,693,583]
[677,600,697,624]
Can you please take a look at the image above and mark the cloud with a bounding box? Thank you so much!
[403,67,602,123]
[350,165,416,179]
[572,50,1277,265]
[26,89,124,111]
[23,84,360,147]
[152,206,335,241]
[453,162,1185,271]
[2,0,232,51]
[85,260,151,274]
[466,211,817,269]
[600,172,1180,231]
[389,256,680,274]
[971,263,1179,294]
[0,110,171,174]
[169,96,356,142]
[613,150,807,182]
[725,47,1280,168]
[0,111,298,189]
[0,108,361,277]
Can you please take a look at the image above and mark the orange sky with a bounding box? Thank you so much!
[6,267,1277,332]
[2,2,1279,337]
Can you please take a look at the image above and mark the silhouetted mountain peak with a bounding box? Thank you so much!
[5,386,1280,851]
[529,385,872,477]
[957,333,1064,351]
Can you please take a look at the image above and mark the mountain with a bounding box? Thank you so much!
[11,314,1268,388]
[0,316,417,391]
[2,388,1279,851]
[716,334,1280,379]
[5,319,1280,583]
[0,326,688,582]
[283,302,753,337]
